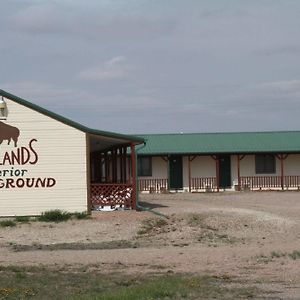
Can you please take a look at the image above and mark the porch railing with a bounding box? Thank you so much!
[138,178,168,193]
[284,175,300,188]
[240,176,300,189]
[191,177,217,191]
[90,183,133,208]
[240,176,281,189]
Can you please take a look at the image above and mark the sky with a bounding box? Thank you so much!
[1,0,300,134]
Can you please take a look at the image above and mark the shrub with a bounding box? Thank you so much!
[0,220,16,227]
[288,250,300,260]
[15,216,30,223]
[73,212,90,220]
[38,210,72,223]
[137,218,168,235]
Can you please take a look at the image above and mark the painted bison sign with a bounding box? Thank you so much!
[0,121,20,147]
[0,121,56,189]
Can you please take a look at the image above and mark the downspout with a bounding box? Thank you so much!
[135,142,168,219]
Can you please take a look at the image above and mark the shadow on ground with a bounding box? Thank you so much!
[138,201,169,210]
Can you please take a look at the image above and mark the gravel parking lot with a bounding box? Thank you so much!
[1,191,300,298]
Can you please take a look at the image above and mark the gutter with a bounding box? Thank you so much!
[135,142,168,219]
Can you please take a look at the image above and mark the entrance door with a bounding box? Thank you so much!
[219,155,231,188]
[169,155,183,190]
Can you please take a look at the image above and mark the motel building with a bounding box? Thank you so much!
[0,89,144,217]
[137,133,300,193]
[2,90,300,217]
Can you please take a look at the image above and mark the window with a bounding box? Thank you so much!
[255,154,276,174]
[0,97,7,120]
[138,156,152,176]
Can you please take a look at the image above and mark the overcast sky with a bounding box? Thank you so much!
[1,0,300,134]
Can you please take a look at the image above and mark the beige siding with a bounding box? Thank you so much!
[0,98,87,216]
[139,156,168,180]
[144,154,300,191]
[191,156,216,177]
[284,155,300,175]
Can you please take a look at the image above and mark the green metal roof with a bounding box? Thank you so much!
[137,132,300,155]
[0,89,144,143]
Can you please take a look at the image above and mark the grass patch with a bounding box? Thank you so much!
[73,212,90,220]
[188,214,217,231]
[137,218,169,235]
[187,214,241,245]
[288,250,300,260]
[271,251,286,258]
[11,240,139,252]
[0,220,16,227]
[0,266,261,299]
[38,210,72,222]
[258,250,300,263]
[15,216,31,223]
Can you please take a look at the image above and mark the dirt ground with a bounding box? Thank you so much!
[1,191,300,299]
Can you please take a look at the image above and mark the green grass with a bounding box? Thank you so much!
[288,250,300,260]
[0,266,260,300]
[271,251,286,258]
[38,210,72,222]
[0,220,16,227]
[15,216,31,223]
[73,212,90,220]
[11,240,139,252]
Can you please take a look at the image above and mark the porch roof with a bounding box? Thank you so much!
[0,89,144,144]
[137,132,300,155]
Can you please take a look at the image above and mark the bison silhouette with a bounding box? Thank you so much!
[0,121,20,147]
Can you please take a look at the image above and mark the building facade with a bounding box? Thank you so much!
[137,133,300,192]
[0,90,143,216]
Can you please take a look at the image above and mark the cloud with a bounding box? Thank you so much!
[256,45,300,57]
[8,3,66,35]
[7,2,176,41]
[1,81,87,104]
[77,56,131,81]
[258,79,300,93]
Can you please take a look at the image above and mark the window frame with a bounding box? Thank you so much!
[255,154,276,174]
[137,156,152,177]
[0,109,7,120]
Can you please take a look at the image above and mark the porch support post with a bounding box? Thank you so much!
[276,154,288,190]
[104,152,109,182]
[236,155,246,191]
[188,156,197,193]
[188,156,191,192]
[280,154,284,190]
[123,146,127,183]
[211,155,219,192]
[216,158,220,192]
[237,155,241,191]
[130,143,137,210]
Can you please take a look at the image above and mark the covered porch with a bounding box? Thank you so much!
[189,153,300,192]
[138,153,300,193]
[88,133,143,210]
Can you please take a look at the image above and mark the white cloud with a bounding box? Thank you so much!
[1,81,84,104]
[258,80,300,93]
[8,3,66,34]
[77,56,131,81]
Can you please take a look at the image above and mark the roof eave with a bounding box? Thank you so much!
[0,89,144,144]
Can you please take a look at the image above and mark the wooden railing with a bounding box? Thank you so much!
[138,178,168,193]
[240,176,300,189]
[240,176,281,189]
[284,176,300,188]
[90,183,133,209]
[191,177,217,190]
